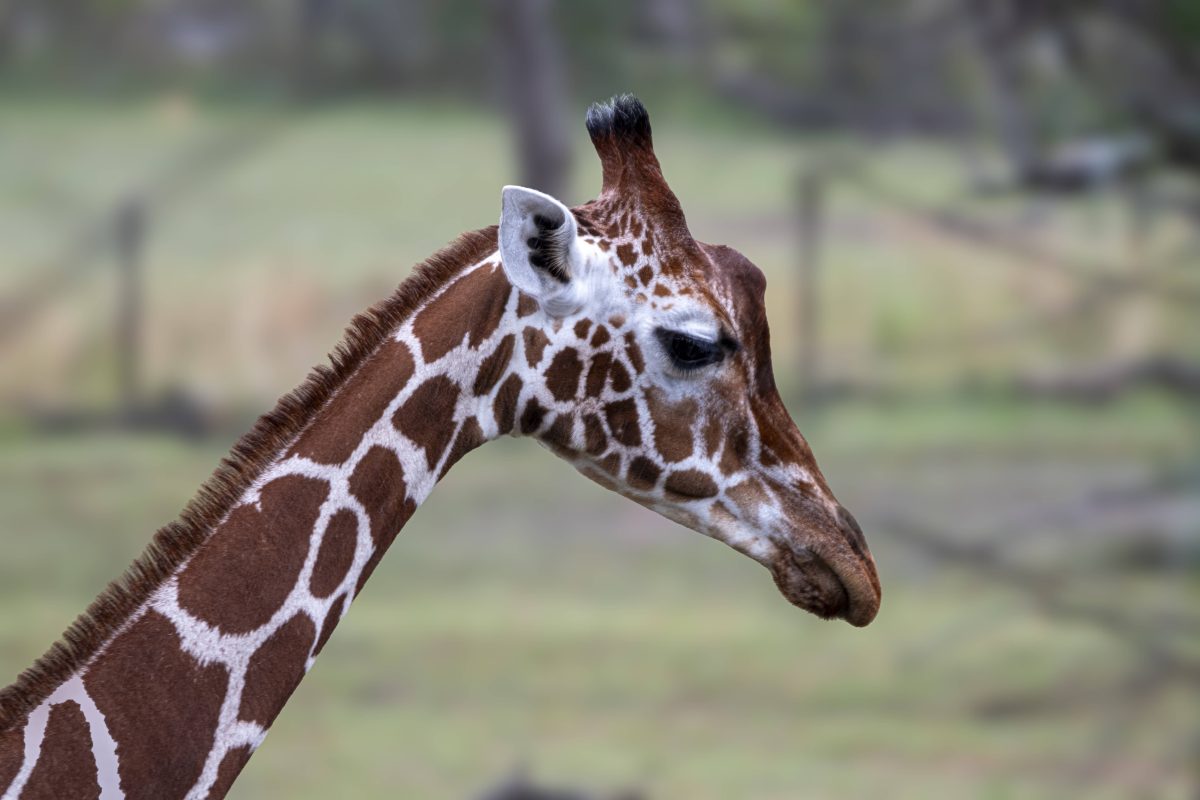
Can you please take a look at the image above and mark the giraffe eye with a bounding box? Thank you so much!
[655,329,724,373]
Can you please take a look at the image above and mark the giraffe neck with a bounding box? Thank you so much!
[1,244,528,800]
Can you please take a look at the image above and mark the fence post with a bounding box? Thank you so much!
[115,197,146,420]
[797,169,825,407]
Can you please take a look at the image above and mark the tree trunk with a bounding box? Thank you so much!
[491,0,572,201]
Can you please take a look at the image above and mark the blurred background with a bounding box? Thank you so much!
[0,1,1198,797]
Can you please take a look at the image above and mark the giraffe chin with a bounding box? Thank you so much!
[770,548,877,628]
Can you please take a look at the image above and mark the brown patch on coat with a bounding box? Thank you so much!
[719,426,750,475]
[516,292,538,318]
[623,333,645,373]
[85,611,228,800]
[314,594,347,657]
[652,283,672,297]
[541,414,575,456]
[350,446,416,596]
[520,398,548,434]
[21,700,99,800]
[598,452,622,477]
[412,264,509,363]
[473,333,515,396]
[207,745,253,800]
[439,417,485,478]
[637,265,653,286]
[393,376,460,470]
[546,348,584,401]
[626,457,662,491]
[582,413,608,455]
[523,327,551,368]
[652,255,673,278]
[664,469,719,500]
[350,447,414,554]
[573,319,592,339]
[648,393,696,463]
[288,339,414,465]
[309,509,358,599]
[178,475,326,634]
[585,352,613,397]
[608,360,631,393]
[590,326,611,348]
[239,613,315,727]
[493,374,523,434]
[604,399,642,447]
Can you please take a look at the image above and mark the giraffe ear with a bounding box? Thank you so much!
[499,185,584,317]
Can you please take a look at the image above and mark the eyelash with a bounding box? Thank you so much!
[655,328,725,373]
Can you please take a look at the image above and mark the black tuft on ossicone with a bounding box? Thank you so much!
[586,94,652,149]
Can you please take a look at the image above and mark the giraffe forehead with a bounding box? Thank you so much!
[574,202,768,349]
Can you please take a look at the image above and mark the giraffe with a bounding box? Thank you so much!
[0,95,881,799]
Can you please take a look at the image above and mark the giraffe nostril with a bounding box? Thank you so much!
[836,505,868,556]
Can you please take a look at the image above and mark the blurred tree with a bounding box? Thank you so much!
[490,0,572,200]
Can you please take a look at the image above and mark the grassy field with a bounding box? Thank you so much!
[0,423,1194,799]
[0,95,1197,798]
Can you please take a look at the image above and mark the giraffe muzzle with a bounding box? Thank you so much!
[770,506,882,627]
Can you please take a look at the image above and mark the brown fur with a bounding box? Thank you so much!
[238,614,316,727]
[21,701,99,800]
[0,225,499,731]
[208,746,252,799]
[83,611,228,799]
[0,729,19,789]
[392,375,461,469]
[349,445,417,595]
[309,510,359,599]
[287,338,415,465]
[177,475,327,633]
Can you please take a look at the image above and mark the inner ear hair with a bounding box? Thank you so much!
[526,212,572,284]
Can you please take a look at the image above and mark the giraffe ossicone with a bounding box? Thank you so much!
[0,94,880,800]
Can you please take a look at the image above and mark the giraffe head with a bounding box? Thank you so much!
[497,95,880,626]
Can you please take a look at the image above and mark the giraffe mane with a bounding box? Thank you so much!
[0,225,500,731]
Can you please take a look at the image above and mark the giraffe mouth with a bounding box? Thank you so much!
[770,547,878,627]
